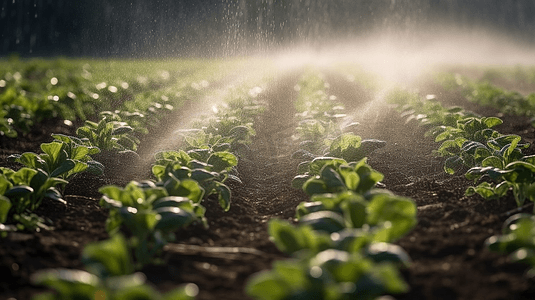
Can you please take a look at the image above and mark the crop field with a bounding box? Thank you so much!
[2,56,535,300]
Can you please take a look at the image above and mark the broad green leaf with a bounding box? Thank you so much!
[207,151,238,172]
[4,185,34,199]
[121,208,160,234]
[328,133,362,161]
[309,157,346,176]
[191,169,217,182]
[50,159,76,178]
[152,196,194,210]
[111,126,133,135]
[268,219,306,254]
[41,142,65,165]
[70,145,90,161]
[299,211,346,233]
[295,201,325,218]
[82,234,133,277]
[154,207,196,231]
[354,163,384,193]
[341,198,367,228]
[245,270,290,300]
[482,156,504,168]
[365,242,411,267]
[0,176,13,195]
[163,177,204,203]
[483,117,503,128]
[366,193,417,242]
[320,166,345,190]
[303,178,329,196]
[11,167,38,186]
[216,183,231,211]
[151,165,166,181]
[0,196,11,223]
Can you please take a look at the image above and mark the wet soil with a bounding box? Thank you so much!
[2,68,535,300]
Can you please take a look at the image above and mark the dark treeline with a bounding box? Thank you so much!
[1,0,534,57]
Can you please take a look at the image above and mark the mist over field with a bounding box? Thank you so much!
[1,0,535,58]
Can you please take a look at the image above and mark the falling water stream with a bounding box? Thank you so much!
[1,1,535,59]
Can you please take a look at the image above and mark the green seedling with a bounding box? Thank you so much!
[99,181,206,267]
[31,234,198,300]
[76,117,140,152]
[486,214,535,277]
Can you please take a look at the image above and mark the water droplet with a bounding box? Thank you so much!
[184,283,199,297]
[96,82,107,90]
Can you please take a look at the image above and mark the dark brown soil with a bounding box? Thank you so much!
[2,67,535,300]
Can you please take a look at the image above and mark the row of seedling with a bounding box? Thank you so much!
[246,69,417,300]
[0,61,221,233]
[385,87,535,277]
[436,71,535,126]
[0,58,230,138]
[29,77,270,299]
[0,61,239,298]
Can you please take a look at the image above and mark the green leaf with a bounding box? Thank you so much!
[11,167,38,185]
[111,126,134,135]
[328,133,362,161]
[154,207,196,231]
[341,198,367,228]
[303,178,329,196]
[366,192,417,242]
[4,185,34,199]
[483,117,503,128]
[10,152,41,169]
[215,183,231,211]
[365,242,411,267]
[163,177,204,203]
[309,157,346,175]
[41,142,65,165]
[70,145,90,161]
[299,211,346,233]
[320,166,345,190]
[481,156,504,168]
[245,270,290,300]
[0,196,11,223]
[50,159,76,178]
[268,219,306,254]
[207,151,238,173]
[82,234,133,277]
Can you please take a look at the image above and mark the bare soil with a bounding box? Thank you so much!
[2,69,535,300]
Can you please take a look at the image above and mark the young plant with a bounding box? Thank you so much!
[99,180,206,267]
[31,234,198,300]
[293,157,384,197]
[246,248,408,300]
[485,213,535,277]
[76,117,140,152]
[152,149,238,211]
[9,135,103,181]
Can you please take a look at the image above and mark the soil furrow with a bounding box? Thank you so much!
[141,73,310,300]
